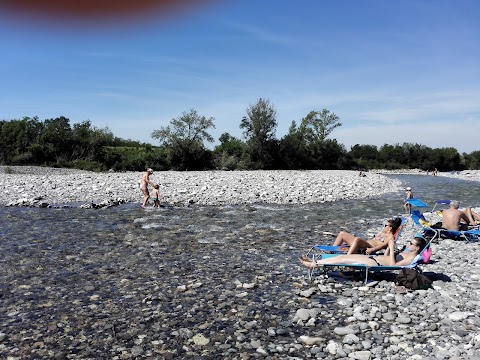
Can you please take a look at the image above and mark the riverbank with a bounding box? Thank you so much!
[373,168,480,183]
[0,166,402,208]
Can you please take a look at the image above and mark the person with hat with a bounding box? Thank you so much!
[404,186,413,214]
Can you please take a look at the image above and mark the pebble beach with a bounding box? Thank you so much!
[0,166,403,208]
[1,166,480,359]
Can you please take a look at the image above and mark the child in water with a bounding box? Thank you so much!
[152,184,161,207]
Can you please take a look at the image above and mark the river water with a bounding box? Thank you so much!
[2,174,479,238]
[1,174,480,358]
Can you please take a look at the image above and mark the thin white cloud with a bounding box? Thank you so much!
[217,19,301,47]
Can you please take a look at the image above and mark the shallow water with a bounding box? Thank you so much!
[1,175,480,273]
[1,174,480,358]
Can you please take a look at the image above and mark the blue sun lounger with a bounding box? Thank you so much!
[431,199,451,212]
[307,234,433,283]
[411,209,480,242]
[405,198,429,214]
[436,228,480,242]
[410,210,440,240]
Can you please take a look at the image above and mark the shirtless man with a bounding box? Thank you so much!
[439,200,473,231]
[140,168,155,208]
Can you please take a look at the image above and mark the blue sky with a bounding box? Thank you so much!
[1,0,479,153]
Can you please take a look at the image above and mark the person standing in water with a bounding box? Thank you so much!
[152,184,161,207]
[404,186,413,214]
[140,168,155,208]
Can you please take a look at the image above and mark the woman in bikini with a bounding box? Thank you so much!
[300,236,427,269]
[332,217,402,255]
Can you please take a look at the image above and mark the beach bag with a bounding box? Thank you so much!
[396,269,432,290]
[421,247,432,264]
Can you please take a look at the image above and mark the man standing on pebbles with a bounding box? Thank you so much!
[140,168,155,208]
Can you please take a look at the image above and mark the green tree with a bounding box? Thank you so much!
[0,117,43,164]
[463,151,480,170]
[240,98,277,169]
[313,139,349,169]
[40,116,73,164]
[279,108,343,169]
[378,144,407,169]
[349,144,379,169]
[400,143,433,170]
[300,109,342,142]
[151,109,215,170]
[213,133,245,170]
[278,120,313,169]
[71,120,93,160]
[215,133,244,157]
[431,147,461,171]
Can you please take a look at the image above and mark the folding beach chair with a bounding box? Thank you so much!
[410,210,440,241]
[431,199,451,213]
[306,217,406,258]
[436,228,480,242]
[306,234,433,284]
[405,198,429,214]
[411,209,480,242]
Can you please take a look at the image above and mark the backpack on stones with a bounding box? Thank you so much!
[395,268,432,290]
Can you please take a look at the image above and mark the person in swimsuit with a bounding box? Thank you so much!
[152,183,161,208]
[140,168,155,208]
[404,187,413,214]
[300,236,427,269]
[331,218,402,255]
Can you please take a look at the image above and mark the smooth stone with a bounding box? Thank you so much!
[334,327,356,335]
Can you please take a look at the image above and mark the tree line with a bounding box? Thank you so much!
[2,99,480,171]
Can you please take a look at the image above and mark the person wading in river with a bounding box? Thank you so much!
[140,168,155,208]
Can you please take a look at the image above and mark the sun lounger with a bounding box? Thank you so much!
[436,228,480,242]
[410,210,440,241]
[405,198,429,214]
[411,209,479,242]
[431,199,451,212]
[306,234,433,283]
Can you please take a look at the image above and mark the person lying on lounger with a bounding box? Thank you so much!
[300,236,427,269]
[433,200,480,231]
[332,217,402,255]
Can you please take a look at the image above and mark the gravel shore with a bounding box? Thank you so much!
[373,168,480,183]
[0,166,404,208]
